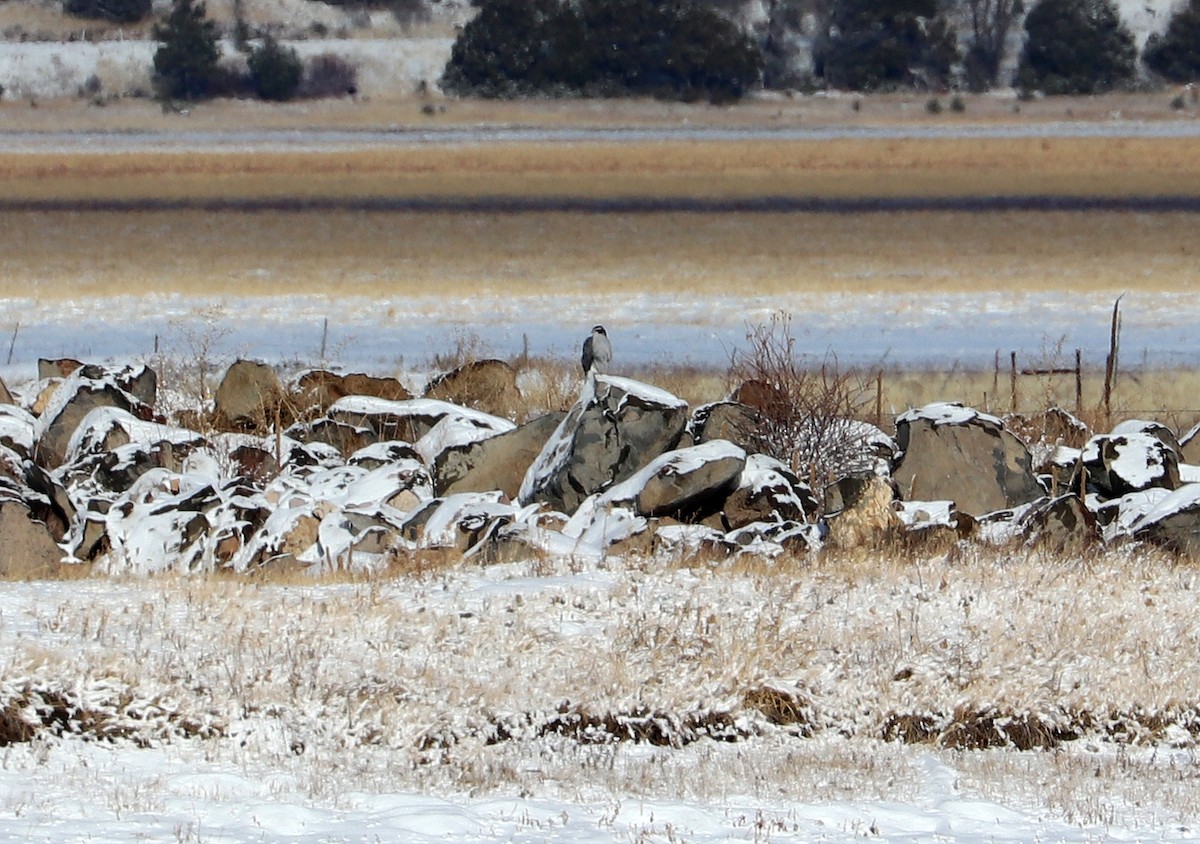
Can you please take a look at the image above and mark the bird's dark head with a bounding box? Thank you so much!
[592,325,607,335]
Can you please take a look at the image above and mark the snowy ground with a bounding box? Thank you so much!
[3,549,1200,842]
[0,287,1196,387]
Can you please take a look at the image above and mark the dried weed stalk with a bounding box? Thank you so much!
[728,311,872,487]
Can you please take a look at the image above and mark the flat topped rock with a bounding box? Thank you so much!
[329,396,515,444]
[896,402,1004,429]
[893,402,1042,517]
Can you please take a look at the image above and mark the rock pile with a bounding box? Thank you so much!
[4,357,1200,577]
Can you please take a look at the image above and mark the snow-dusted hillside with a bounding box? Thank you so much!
[0,0,1186,101]
[0,36,453,101]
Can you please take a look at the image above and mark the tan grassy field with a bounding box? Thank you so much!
[0,208,1194,301]
[2,134,1199,204]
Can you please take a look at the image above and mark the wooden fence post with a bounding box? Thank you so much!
[1080,345,1089,415]
[1010,351,1018,413]
[1103,296,1123,426]
[875,370,883,429]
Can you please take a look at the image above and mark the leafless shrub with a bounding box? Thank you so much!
[728,311,872,487]
[299,53,358,99]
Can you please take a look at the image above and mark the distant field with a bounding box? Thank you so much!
[2,133,1200,205]
[0,208,1194,302]
[0,121,1198,301]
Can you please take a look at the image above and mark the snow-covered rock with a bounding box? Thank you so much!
[0,404,36,459]
[721,452,817,529]
[1128,484,1200,554]
[329,396,514,447]
[34,366,148,470]
[434,411,564,499]
[519,374,689,514]
[1081,431,1180,498]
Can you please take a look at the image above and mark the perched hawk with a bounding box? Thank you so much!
[581,325,612,375]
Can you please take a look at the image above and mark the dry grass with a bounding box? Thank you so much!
[872,366,1200,433]
[0,208,1195,303]
[2,134,1199,204]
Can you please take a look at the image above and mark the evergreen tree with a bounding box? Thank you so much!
[248,35,303,101]
[814,0,960,91]
[442,0,581,97]
[1015,0,1136,94]
[152,0,221,101]
[441,0,762,102]
[63,0,152,24]
[1143,0,1200,82]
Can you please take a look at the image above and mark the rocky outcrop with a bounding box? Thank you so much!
[20,349,1200,571]
[892,402,1044,517]
[520,375,689,514]
[0,375,12,405]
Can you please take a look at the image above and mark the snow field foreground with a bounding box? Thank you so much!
[2,548,1200,840]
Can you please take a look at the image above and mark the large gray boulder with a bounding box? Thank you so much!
[519,375,689,513]
[689,401,759,453]
[214,360,284,431]
[0,499,64,579]
[622,440,747,519]
[436,412,565,499]
[892,402,1043,517]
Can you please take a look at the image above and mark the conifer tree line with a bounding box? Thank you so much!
[69,0,1200,103]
